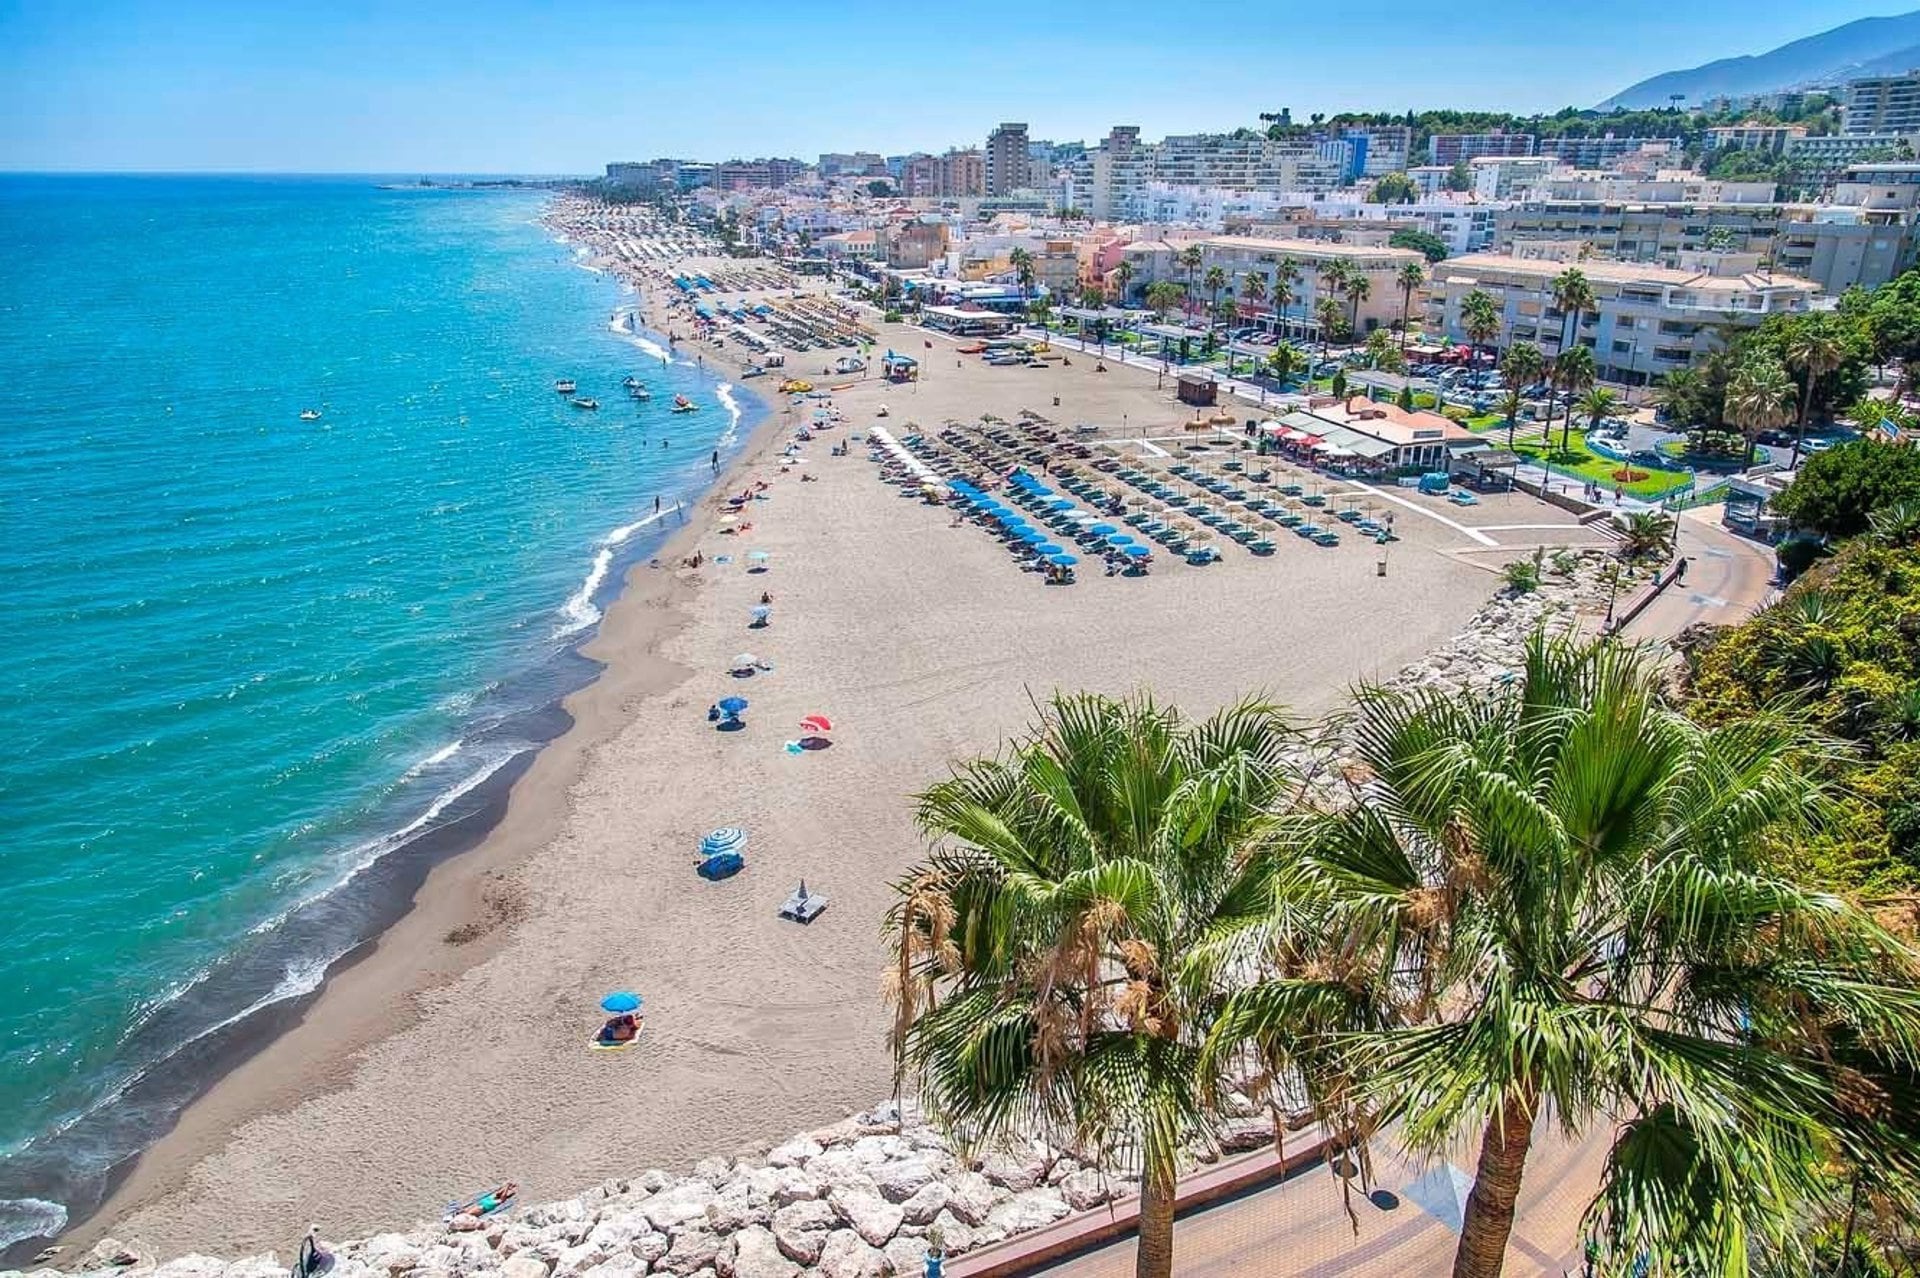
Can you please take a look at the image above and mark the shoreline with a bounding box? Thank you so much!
[30,208,774,1262]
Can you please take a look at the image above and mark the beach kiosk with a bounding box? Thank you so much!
[1176,371,1218,408]
[880,350,919,383]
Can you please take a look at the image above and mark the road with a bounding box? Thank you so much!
[1619,507,1777,641]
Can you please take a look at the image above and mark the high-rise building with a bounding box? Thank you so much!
[986,123,1030,196]
[1537,135,1683,168]
[1334,125,1412,176]
[900,153,943,198]
[1430,132,1537,166]
[941,148,985,198]
[1844,70,1920,135]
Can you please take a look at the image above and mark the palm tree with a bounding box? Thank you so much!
[1178,244,1204,320]
[1576,385,1619,439]
[1549,266,1595,356]
[1314,296,1345,372]
[1211,634,1920,1278]
[1203,265,1228,345]
[1618,509,1676,560]
[1267,343,1301,386]
[1726,355,1797,465]
[1460,289,1501,369]
[887,692,1300,1278]
[1498,385,1526,449]
[1395,260,1426,354]
[1784,318,1846,469]
[1316,260,1350,349]
[1008,247,1036,308]
[1554,344,1596,453]
[1238,270,1268,330]
[1144,280,1183,325]
[1110,259,1136,306]
[1271,257,1301,340]
[1500,343,1545,444]
[1342,273,1372,342]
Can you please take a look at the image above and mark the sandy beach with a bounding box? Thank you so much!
[76,203,1611,1259]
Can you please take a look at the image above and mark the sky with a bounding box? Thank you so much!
[0,0,1907,173]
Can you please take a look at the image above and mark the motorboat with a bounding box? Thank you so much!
[298,409,321,421]
[571,397,600,410]
[621,375,640,389]
[672,395,699,413]
[555,378,577,394]
[630,386,652,401]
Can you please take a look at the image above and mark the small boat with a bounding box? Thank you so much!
[622,375,639,389]
[672,395,699,413]
[555,378,577,394]
[298,409,321,421]
[630,386,652,401]
[571,397,600,410]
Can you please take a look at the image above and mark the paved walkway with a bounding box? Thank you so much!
[1619,507,1776,641]
[1040,1125,1607,1277]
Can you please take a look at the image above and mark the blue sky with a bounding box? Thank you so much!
[0,0,1903,172]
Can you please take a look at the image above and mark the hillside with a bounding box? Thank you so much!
[1598,10,1920,109]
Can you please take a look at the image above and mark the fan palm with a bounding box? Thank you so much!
[1343,273,1372,340]
[1210,633,1920,1278]
[1397,261,1427,354]
[1784,318,1847,468]
[1461,289,1501,368]
[1617,509,1675,561]
[1178,244,1204,316]
[1315,296,1345,370]
[1272,257,1301,339]
[1239,269,1268,323]
[1110,259,1136,305]
[886,692,1303,1278]
[1554,344,1596,453]
[1501,343,1546,444]
[1726,356,1796,465]
[1578,386,1620,438]
[1550,266,1596,356]
[1009,247,1035,303]
[1317,260,1351,336]
[1203,266,1228,342]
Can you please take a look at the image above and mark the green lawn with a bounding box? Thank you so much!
[1508,429,1692,499]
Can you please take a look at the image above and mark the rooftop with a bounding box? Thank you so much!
[1439,252,1819,294]
[1194,236,1425,264]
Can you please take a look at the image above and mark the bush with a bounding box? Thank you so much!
[883,309,902,323]
[1776,537,1827,582]
[1502,556,1541,594]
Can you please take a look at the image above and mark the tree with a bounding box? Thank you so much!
[1553,344,1596,453]
[1498,384,1526,449]
[1079,283,1106,310]
[1008,247,1036,304]
[1238,269,1268,326]
[1369,171,1418,204]
[1178,244,1205,316]
[1784,315,1848,469]
[1331,367,1348,399]
[1316,260,1351,335]
[866,179,893,197]
[1396,261,1427,354]
[1314,296,1346,368]
[1398,383,1417,412]
[887,692,1301,1278]
[1211,634,1920,1278]
[1618,509,1675,560]
[1725,355,1796,465]
[1110,259,1136,305]
[1577,385,1620,436]
[1389,228,1450,263]
[1271,257,1301,337]
[1443,158,1473,191]
[1501,342,1545,441]
[1267,343,1301,384]
[1144,280,1183,324]
[1203,266,1228,341]
[1460,289,1501,366]
[1366,328,1406,373]
[1342,272,1372,340]
[1549,266,1595,357]
[1770,439,1920,539]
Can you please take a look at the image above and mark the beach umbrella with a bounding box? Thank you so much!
[701,827,747,856]
[600,991,643,1014]
[718,696,749,716]
[1049,553,1079,566]
[1017,529,1047,543]
[729,652,757,672]
[1035,543,1064,556]
[1124,545,1150,558]
[1049,498,1075,511]
[1107,534,1136,546]
[747,550,770,562]
[799,713,833,734]
[1089,523,1117,535]
[750,605,771,623]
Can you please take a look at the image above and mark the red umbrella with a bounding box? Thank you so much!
[799,714,833,734]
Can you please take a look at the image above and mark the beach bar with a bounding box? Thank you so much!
[922,305,1017,337]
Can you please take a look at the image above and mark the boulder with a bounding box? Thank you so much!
[632,1233,671,1266]
[767,1168,823,1207]
[813,1231,889,1278]
[724,1227,798,1278]
[1216,1116,1274,1153]
[939,1172,1000,1227]
[637,1170,675,1194]
[984,1188,1070,1236]
[152,1257,229,1278]
[764,1137,822,1169]
[977,1150,1046,1193]
[691,1157,734,1185]
[579,1257,647,1278]
[223,1256,285,1278]
[869,1158,936,1204]
[925,1212,976,1256]
[356,1238,422,1278]
[585,1217,650,1253]
[705,1185,769,1234]
[768,1200,836,1266]
[883,1236,933,1278]
[498,1255,552,1278]
[642,1184,718,1233]
[655,1228,721,1277]
[897,1181,949,1227]
[81,1239,154,1271]
[1056,1169,1115,1212]
[827,1187,903,1249]
[847,1136,911,1167]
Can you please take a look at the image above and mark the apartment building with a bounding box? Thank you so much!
[1788,132,1916,184]
[1332,124,1414,176]
[1471,156,1559,199]
[1427,253,1817,383]
[986,123,1030,196]
[1066,129,1345,221]
[942,149,985,198]
[1844,70,1920,135]
[1432,132,1537,165]
[1536,135,1683,168]
[900,153,942,198]
[1195,236,1428,335]
[1703,124,1809,155]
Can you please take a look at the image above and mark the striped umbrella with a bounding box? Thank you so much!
[701,827,747,857]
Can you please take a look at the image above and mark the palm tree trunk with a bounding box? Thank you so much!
[1401,289,1412,354]
[1451,1089,1538,1278]
[1790,376,1814,470]
[1134,1127,1178,1278]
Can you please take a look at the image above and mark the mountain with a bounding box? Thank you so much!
[1597,10,1920,109]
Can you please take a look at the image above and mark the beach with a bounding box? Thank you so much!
[73,202,1613,1260]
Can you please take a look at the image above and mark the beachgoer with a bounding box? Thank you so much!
[1674,556,1689,582]
[711,448,719,472]
[759,591,773,605]
[654,495,661,513]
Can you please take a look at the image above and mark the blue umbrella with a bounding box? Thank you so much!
[1030,487,1054,497]
[1049,499,1075,510]
[701,826,747,856]
[1124,545,1150,558]
[1035,543,1064,556]
[718,696,749,715]
[601,991,643,1014]
[1049,554,1079,566]
[1107,534,1135,546]
[1089,523,1117,535]
[1018,530,1047,543]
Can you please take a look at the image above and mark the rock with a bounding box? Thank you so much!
[897,1181,949,1227]
[847,1136,911,1167]
[814,1231,889,1278]
[692,1156,734,1184]
[579,1258,647,1278]
[356,1238,421,1278]
[769,1200,836,1266]
[869,1158,936,1204]
[827,1187,904,1249]
[556,1241,609,1273]
[1056,1168,1117,1212]
[655,1228,721,1277]
[632,1233,671,1266]
[528,1199,590,1229]
[82,1241,154,1271]
[767,1167,823,1207]
[940,1172,1000,1228]
[498,1255,552,1278]
[725,1227,798,1278]
[977,1150,1046,1193]
[1216,1116,1274,1153]
[883,1236,933,1277]
[446,1215,487,1234]
[1044,1155,1082,1185]
[223,1256,284,1278]
[705,1185,769,1233]
[153,1257,228,1278]
[806,1149,870,1186]
[638,1170,675,1193]
[642,1183,718,1233]
[808,1118,862,1148]
[585,1217,650,1253]
[925,1212,976,1256]
[764,1136,823,1169]
[985,1188,1070,1235]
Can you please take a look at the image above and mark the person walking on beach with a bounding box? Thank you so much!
[654,494,661,514]
[711,448,719,473]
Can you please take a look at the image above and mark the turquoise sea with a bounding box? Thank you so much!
[0,175,759,1253]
